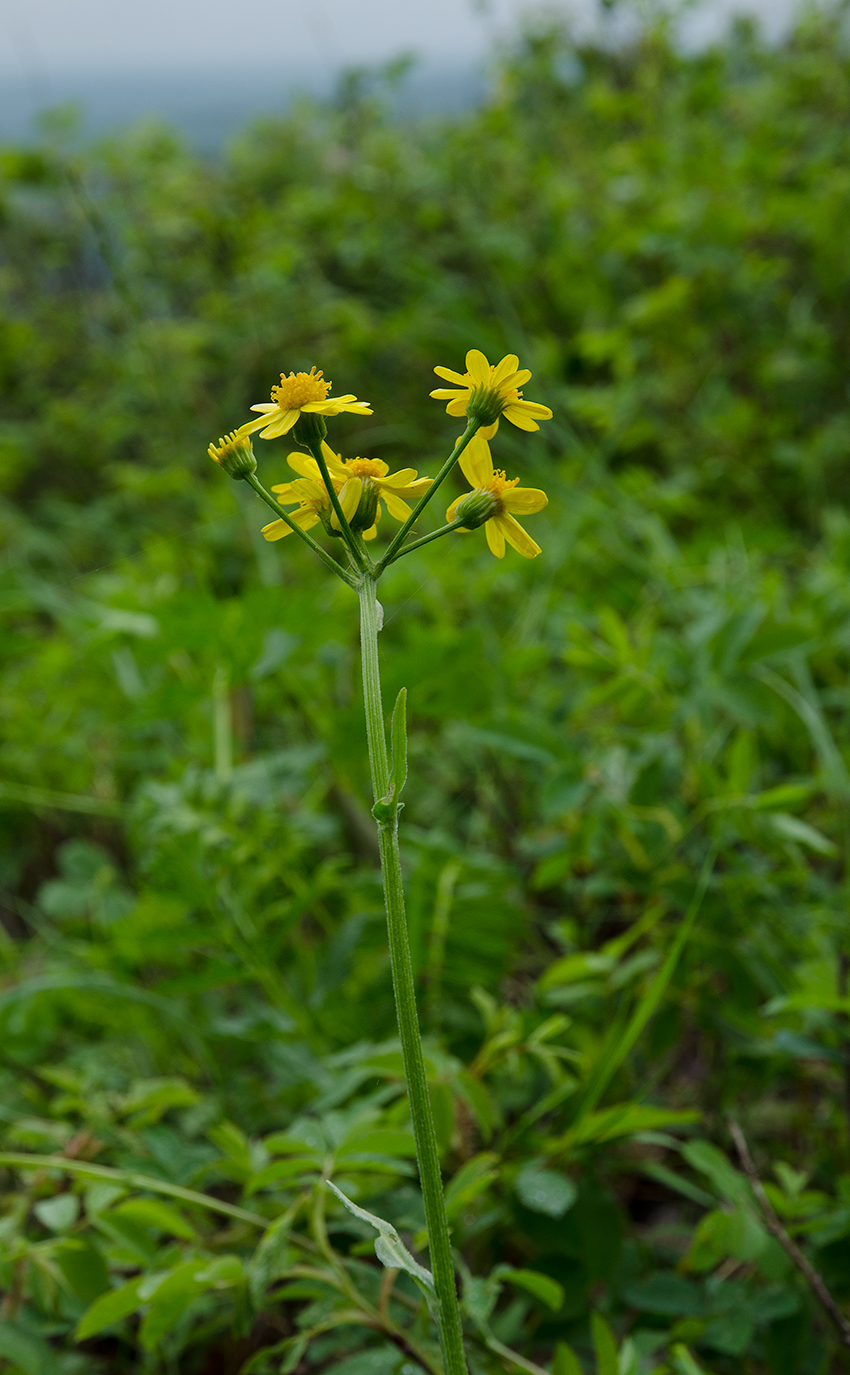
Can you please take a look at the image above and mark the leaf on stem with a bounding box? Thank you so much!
[325,1180,434,1294]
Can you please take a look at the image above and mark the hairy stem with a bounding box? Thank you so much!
[376,421,479,572]
[357,574,468,1375]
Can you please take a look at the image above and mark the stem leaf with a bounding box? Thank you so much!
[326,1180,434,1294]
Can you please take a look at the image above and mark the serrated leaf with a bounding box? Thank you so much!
[326,1180,434,1293]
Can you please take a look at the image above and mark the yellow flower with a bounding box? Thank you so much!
[445,434,548,559]
[261,444,431,542]
[207,428,256,479]
[245,367,373,440]
[324,451,432,531]
[430,349,552,433]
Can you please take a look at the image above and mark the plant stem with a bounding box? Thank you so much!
[244,473,357,587]
[383,520,465,567]
[376,421,479,572]
[357,574,468,1375]
[306,439,366,571]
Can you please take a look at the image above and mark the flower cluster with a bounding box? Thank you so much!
[208,352,551,565]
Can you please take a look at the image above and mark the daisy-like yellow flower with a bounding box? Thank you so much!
[245,367,372,440]
[431,349,552,433]
[261,444,431,542]
[445,434,548,559]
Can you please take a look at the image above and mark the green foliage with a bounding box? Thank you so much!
[3,4,850,1372]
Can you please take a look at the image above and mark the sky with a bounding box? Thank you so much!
[0,0,802,78]
[0,0,805,145]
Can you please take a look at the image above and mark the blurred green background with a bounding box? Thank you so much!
[3,7,850,1373]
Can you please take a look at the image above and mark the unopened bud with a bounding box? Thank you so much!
[350,478,380,532]
[454,488,498,529]
[208,430,257,480]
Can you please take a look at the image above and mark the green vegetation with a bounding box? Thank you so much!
[3,6,850,1371]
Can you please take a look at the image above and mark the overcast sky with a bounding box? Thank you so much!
[0,0,802,77]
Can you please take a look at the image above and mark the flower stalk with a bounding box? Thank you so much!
[358,573,468,1375]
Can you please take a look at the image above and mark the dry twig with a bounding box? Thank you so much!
[729,1118,850,1350]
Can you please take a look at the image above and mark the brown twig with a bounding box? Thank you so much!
[729,1119,850,1350]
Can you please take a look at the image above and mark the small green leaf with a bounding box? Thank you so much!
[444,1152,500,1218]
[390,687,408,800]
[34,1192,79,1233]
[0,1320,59,1375]
[76,1278,144,1340]
[670,1343,708,1375]
[500,1267,564,1312]
[769,812,836,854]
[591,1312,618,1375]
[55,1238,110,1304]
[554,1341,583,1375]
[248,1215,293,1307]
[326,1180,434,1293]
[515,1160,577,1218]
[112,1197,195,1239]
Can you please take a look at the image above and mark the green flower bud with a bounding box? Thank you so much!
[292,410,329,449]
[454,488,499,529]
[349,477,380,532]
[208,430,257,480]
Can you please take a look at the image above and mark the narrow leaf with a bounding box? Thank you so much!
[326,1180,434,1293]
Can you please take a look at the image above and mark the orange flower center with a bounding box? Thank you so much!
[487,471,520,503]
[345,457,384,479]
[271,367,332,410]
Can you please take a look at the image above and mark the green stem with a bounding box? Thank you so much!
[357,575,468,1375]
[245,474,357,587]
[306,439,366,571]
[376,421,479,572]
[383,520,465,567]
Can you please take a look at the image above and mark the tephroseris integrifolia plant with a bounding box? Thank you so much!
[208,351,552,1375]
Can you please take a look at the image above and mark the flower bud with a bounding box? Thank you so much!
[349,478,380,532]
[208,430,257,480]
[292,410,328,449]
[454,488,499,529]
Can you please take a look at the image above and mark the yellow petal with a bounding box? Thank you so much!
[262,508,320,541]
[430,388,467,400]
[485,518,506,558]
[501,486,548,514]
[499,513,541,558]
[379,467,419,487]
[363,524,378,540]
[382,490,413,520]
[259,410,299,438]
[501,406,540,433]
[390,478,432,500]
[270,481,299,499]
[320,441,348,477]
[249,403,276,414]
[500,369,532,389]
[459,434,493,487]
[465,349,491,383]
[446,495,462,521]
[491,354,519,386]
[287,452,322,480]
[479,420,499,441]
[434,366,469,385]
[338,477,362,525]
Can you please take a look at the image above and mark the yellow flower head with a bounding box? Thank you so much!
[245,367,373,441]
[207,428,257,479]
[445,434,548,559]
[431,349,552,434]
[261,443,431,542]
